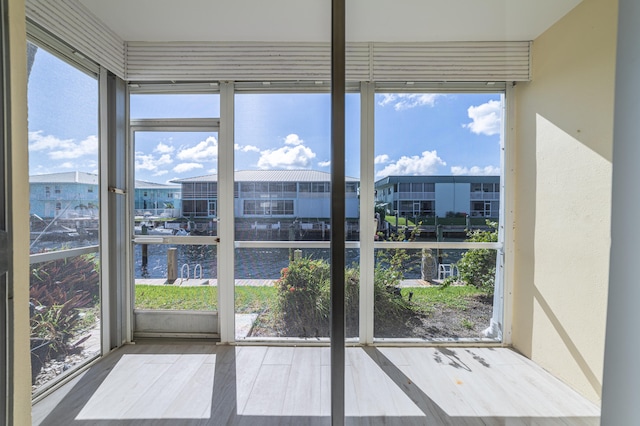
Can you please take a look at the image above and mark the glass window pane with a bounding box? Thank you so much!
[373,247,496,339]
[130,93,220,119]
[30,253,101,392]
[299,183,311,192]
[27,42,102,393]
[233,92,360,340]
[28,44,99,253]
[373,91,503,340]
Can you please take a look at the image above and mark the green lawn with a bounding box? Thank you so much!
[400,285,487,311]
[135,285,277,312]
[135,285,217,310]
[135,283,486,315]
[384,215,415,226]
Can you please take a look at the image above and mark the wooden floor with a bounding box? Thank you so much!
[32,342,600,425]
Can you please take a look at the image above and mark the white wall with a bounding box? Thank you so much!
[513,0,617,403]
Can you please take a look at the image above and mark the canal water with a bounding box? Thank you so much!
[132,244,463,280]
[30,237,464,281]
[134,245,365,280]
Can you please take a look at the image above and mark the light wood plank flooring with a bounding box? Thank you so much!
[32,342,600,425]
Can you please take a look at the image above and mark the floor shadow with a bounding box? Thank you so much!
[33,343,600,425]
[363,346,599,426]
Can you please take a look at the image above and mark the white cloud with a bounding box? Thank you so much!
[155,142,174,154]
[29,131,71,151]
[375,150,446,178]
[451,165,501,176]
[318,160,331,167]
[153,170,169,177]
[375,154,390,164]
[235,143,260,153]
[463,100,502,136]
[284,134,304,145]
[173,162,204,173]
[177,136,218,162]
[59,162,74,169]
[377,94,443,111]
[134,152,172,172]
[29,131,98,159]
[257,133,317,169]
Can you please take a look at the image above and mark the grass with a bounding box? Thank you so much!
[399,285,488,312]
[134,283,488,317]
[134,285,276,312]
[235,286,277,313]
[384,215,415,226]
[135,285,217,310]
[461,318,475,330]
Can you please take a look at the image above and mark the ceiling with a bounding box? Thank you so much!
[78,0,582,43]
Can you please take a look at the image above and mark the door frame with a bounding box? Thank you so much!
[129,119,221,339]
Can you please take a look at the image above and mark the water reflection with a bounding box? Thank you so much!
[133,246,365,280]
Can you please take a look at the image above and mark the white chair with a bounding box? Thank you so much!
[438,263,453,280]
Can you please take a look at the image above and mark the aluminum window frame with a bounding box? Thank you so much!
[128,118,221,338]
[0,0,9,418]
[124,80,512,346]
[361,82,509,344]
[25,36,103,400]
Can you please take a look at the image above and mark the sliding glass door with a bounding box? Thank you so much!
[126,85,506,344]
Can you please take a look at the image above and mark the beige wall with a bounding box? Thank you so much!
[513,0,617,403]
[7,0,31,423]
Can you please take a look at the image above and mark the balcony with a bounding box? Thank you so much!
[469,192,499,200]
[389,192,436,201]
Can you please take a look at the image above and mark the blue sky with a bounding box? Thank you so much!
[28,46,502,183]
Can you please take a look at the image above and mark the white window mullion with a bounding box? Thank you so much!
[218,82,236,343]
[359,82,375,344]
[98,67,111,354]
[500,84,516,345]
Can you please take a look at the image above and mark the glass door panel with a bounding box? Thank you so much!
[132,130,219,337]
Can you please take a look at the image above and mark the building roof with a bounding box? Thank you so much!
[29,171,99,185]
[134,180,180,190]
[30,171,497,187]
[29,172,179,189]
[374,175,500,186]
[172,170,359,183]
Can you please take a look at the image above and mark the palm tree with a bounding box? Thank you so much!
[74,204,88,216]
[87,202,98,217]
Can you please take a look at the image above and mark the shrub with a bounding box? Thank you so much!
[456,221,498,291]
[275,257,330,333]
[30,254,100,303]
[30,292,93,357]
[30,254,100,357]
[275,246,415,336]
